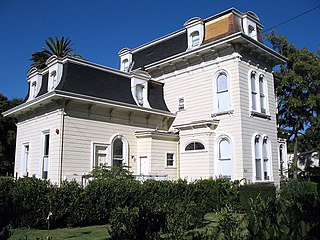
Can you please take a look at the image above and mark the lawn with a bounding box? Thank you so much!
[8,213,220,240]
[8,225,110,240]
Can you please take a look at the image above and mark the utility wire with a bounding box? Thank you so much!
[262,5,320,34]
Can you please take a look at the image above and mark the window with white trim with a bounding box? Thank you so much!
[185,141,205,151]
[218,138,232,179]
[93,143,108,167]
[254,135,271,181]
[122,59,129,72]
[42,131,50,180]
[50,70,57,90]
[190,31,200,48]
[250,71,268,114]
[166,153,175,167]
[216,72,231,111]
[31,81,37,99]
[111,136,128,167]
[22,143,29,176]
[178,97,185,111]
[279,144,287,176]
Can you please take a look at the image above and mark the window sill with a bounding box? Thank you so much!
[254,180,274,183]
[211,109,234,117]
[250,111,271,120]
[165,166,177,169]
[182,150,208,154]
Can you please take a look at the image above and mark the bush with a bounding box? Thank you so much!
[239,183,276,210]
[12,177,51,228]
[109,207,164,240]
[84,178,141,225]
[191,178,240,212]
[0,177,14,240]
[49,180,85,228]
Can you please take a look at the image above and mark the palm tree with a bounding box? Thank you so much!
[30,36,82,69]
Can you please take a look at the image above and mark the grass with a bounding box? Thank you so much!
[8,225,110,240]
[8,213,222,240]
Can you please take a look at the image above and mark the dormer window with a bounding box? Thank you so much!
[136,84,144,106]
[191,31,200,48]
[123,59,129,72]
[31,81,37,98]
[50,70,57,90]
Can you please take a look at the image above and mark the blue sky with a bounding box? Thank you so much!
[0,0,319,99]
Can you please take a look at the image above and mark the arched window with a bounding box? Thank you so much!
[250,71,268,114]
[254,135,271,181]
[251,71,258,111]
[185,141,205,151]
[190,31,200,48]
[218,138,232,179]
[259,74,266,113]
[122,59,129,72]
[216,72,230,111]
[111,136,128,167]
[136,84,144,106]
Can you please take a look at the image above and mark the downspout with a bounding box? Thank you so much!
[177,138,181,179]
[58,99,66,185]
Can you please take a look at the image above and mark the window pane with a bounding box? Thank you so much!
[113,139,123,166]
[136,85,144,106]
[217,91,230,110]
[219,139,231,159]
[219,159,232,179]
[194,142,205,150]
[251,72,256,92]
[166,153,174,166]
[255,159,261,180]
[255,137,261,158]
[191,31,200,47]
[217,73,228,92]
[185,142,204,151]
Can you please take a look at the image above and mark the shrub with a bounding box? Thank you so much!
[164,199,206,239]
[11,177,51,228]
[49,180,85,228]
[84,178,141,225]
[239,183,276,210]
[109,207,164,240]
[191,178,240,212]
[0,177,14,240]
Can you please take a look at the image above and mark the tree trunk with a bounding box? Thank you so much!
[293,137,298,179]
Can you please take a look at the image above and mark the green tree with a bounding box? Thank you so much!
[266,32,320,178]
[0,94,23,176]
[30,36,82,69]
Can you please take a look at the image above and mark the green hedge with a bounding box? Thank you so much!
[0,176,240,231]
[239,183,276,210]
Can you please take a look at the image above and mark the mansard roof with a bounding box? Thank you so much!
[128,8,284,70]
[3,57,171,118]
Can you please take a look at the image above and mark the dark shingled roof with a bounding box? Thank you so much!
[40,61,171,112]
[148,81,169,112]
[132,31,187,69]
[56,62,137,105]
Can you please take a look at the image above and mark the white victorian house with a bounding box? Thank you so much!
[3,8,287,185]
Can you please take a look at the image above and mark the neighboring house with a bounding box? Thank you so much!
[3,8,287,185]
[288,151,319,172]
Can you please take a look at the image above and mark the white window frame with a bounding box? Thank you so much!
[184,141,206,152]
[122,59,129,72]
[165,153,176,168]
[218,137,232,180]
[21,143,30,177]
[110,135,129,167]
[213,70,232,113]
[41,130,50,180]
[278,143,288,177]
[190,31,200,48]
[253,134,272,182]
[249,71,269,115]
[92,142,109,169]
[136,84,145,106]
